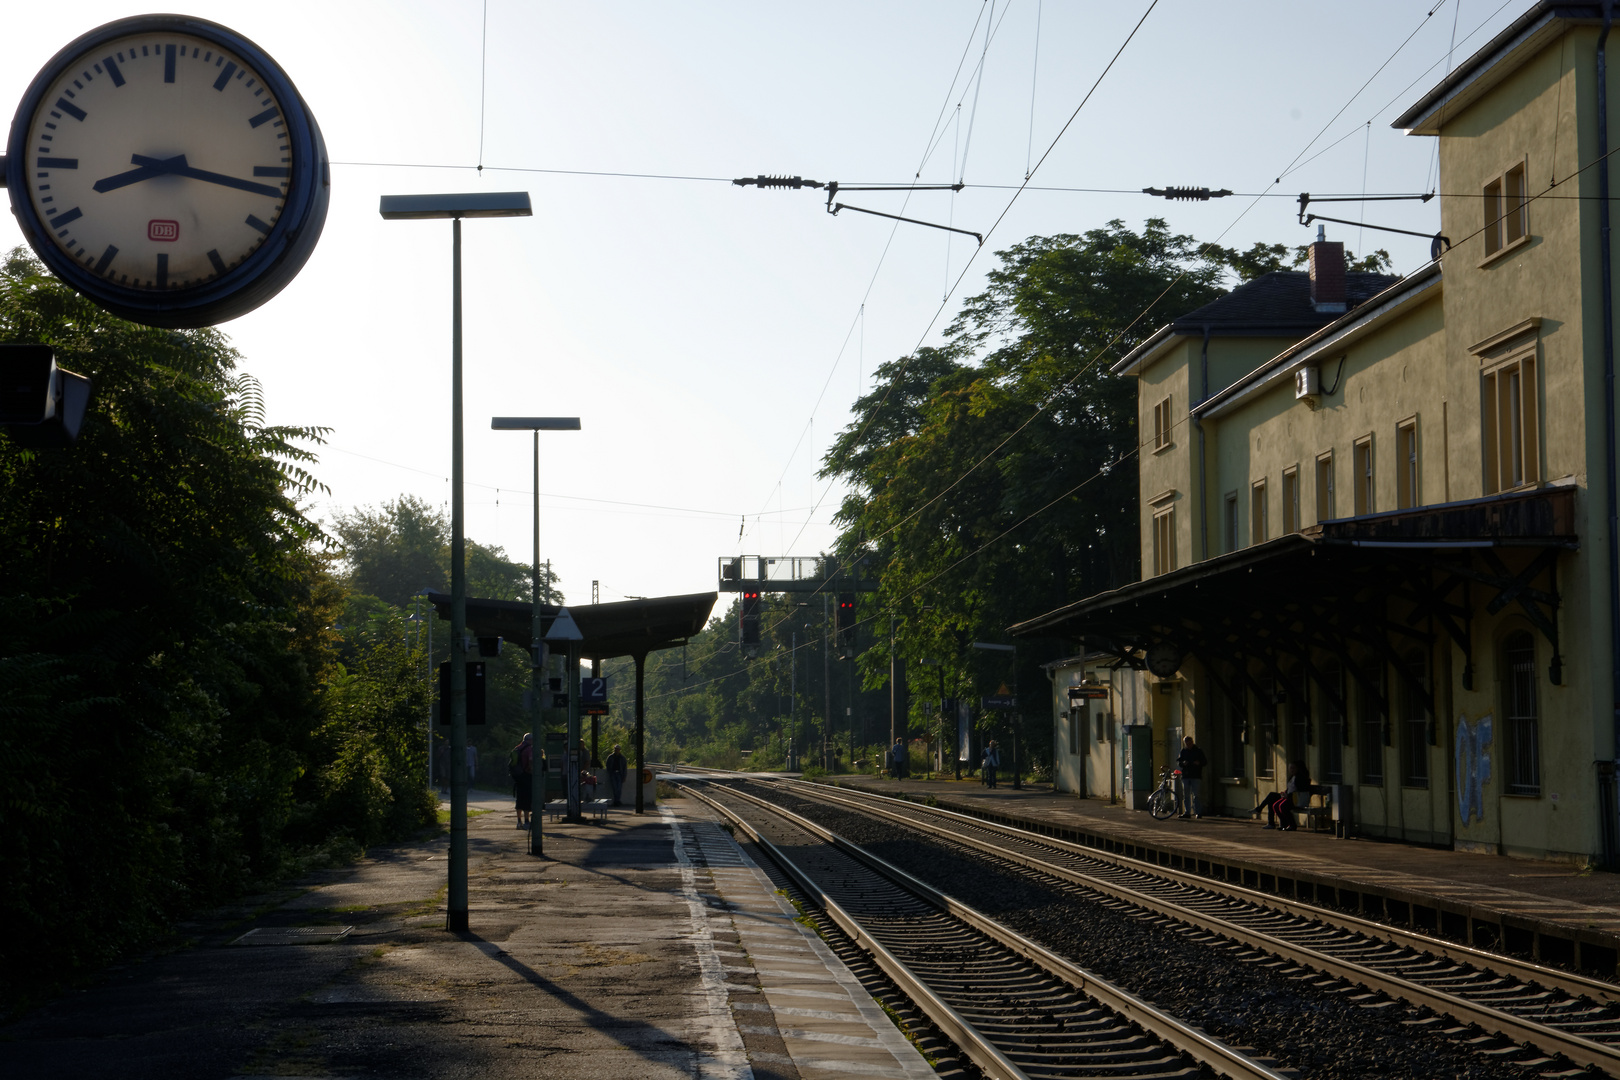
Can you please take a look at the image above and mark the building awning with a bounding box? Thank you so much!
[1009,487,1575,719]
[425,591,717,660]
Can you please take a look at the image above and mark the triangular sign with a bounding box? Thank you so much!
[543,607,584,642]
[996,683,1011,696]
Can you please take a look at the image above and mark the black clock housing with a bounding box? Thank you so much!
[4,15,329,329]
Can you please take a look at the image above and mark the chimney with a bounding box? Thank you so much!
[1309,225,1347,313]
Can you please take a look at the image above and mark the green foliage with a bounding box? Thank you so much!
[1220,240,1393,280]
[331,496,559,607]
[0,251,436,1015]
[812,220,1317,779]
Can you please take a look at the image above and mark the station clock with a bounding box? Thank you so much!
[4,15,329,328]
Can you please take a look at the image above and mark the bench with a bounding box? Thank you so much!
[1297,786,1333,832]
[546,799,612,824]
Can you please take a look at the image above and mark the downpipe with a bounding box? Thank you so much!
[1598,1,1620,870]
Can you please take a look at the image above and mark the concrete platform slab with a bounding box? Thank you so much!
[1,787,927,1079]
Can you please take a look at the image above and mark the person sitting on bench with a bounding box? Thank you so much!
[1253,760,1310,831]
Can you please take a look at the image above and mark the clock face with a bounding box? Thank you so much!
[23,33,290,292]
[6,16,328,328]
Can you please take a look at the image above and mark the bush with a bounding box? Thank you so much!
[0,252,435,1017]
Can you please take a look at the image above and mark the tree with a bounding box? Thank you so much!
[332,496,560,607]
[332,496,447,605]
[821,220,1286,774]
[0,251,437,1014]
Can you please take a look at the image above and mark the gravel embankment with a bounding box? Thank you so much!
[753,785,1542,1080]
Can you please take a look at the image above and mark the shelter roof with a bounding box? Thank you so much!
[425,591,717,660]
[1009,485,1575,643]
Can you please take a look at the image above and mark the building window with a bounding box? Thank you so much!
[1358,665,1383,786]
[1285,672,1309,765]
[1069,707,1082,756]
[1482,350,1540,493]
[1153,395,1173,451]
[1215,682,1245,780]
[1483,160,1528,259]
[1255,681,1277,779]
[1352,436,1374,516]
[1224,492,1239,553]
[1315,452,1334,523]
[1152,506,1176,576]
[1401,658,1429,788]
[1503,632,1540,795]
[1251,480,1268,544]
[1396,417,1419,510]
[1320,664,1344,783]
[1282,467,1300,534]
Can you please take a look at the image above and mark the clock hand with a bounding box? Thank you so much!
[130,154,285,199]
[92,154,179,193]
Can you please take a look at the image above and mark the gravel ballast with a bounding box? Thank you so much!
[749,783,1552,1080]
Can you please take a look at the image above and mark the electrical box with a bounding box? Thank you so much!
[437,661,486,725]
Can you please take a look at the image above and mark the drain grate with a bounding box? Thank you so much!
[232,925,354,946]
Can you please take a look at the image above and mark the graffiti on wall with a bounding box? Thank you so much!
[1455,713,1494,825]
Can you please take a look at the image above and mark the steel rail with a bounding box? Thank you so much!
[680,778,1292,1080]
[677,782,1031,1080]
[656,764,1620,1002]
[760,777,1620,1076]
[777,774,1620,1006]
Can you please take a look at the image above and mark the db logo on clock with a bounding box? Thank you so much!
[147,220,180,242]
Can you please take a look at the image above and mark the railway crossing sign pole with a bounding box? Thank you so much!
[544,608,585,820]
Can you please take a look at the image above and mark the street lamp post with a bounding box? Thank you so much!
[380,191,532,934]
[492,416,580,857]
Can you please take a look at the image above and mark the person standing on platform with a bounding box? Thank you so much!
[577,740,594,800]
[888,738,906,779]
[606,744,628,806]
[1176,735,1207,819]
[510,734,534,829]
[982,740,1001,788]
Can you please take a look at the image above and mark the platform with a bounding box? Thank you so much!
[1,787,930,1080]
[810,773,1620,976]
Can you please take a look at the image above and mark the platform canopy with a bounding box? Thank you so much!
[424,591,717,659]
[1009,486,1576,719]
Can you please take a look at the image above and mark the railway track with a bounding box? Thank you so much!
[662,766,1620,1077]
[676,777,1290,1080]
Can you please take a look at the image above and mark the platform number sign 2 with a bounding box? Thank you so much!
[580,677,609,715]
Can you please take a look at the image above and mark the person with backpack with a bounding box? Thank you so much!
[982,740,1002,788]
[510,733,534,830]
[888,738,907,779]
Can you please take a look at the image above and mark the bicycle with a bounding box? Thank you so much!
[1148,766,1182,820]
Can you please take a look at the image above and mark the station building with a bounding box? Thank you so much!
[1014,1,1620,864]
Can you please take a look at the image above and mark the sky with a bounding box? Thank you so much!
[0,1,1529,606]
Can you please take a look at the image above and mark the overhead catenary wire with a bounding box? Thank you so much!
[476,0,489,174]
[786,0,1525,575]
[320,443,818,522]
[775,0,1163,564]
[730,0,1513,669]
[1025,0,1042,180]
[740,2,1025,554]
